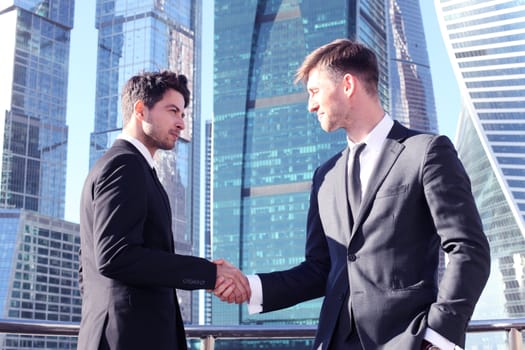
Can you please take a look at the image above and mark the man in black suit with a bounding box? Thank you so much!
[216,39,490,349]
[78,71,249,350]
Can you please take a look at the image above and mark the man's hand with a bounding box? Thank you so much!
[213,259,251,304]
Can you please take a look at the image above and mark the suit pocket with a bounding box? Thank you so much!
[375,184,408,199]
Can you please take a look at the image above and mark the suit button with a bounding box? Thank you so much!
[347,253,356,262]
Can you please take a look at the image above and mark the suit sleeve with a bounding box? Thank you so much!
[423,135,490,345]
[258,167,330,312]
[91,154,216,290]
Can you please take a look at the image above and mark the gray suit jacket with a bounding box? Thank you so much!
[78,140,216,350]
[258,121,490,349]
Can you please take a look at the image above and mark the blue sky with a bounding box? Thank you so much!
[63,1,461,223]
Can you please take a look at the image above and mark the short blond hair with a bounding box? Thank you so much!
[295,38,379,96]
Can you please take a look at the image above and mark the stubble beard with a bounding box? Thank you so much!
[144,133,176,153]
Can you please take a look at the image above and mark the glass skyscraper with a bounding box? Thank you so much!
[0,2,81,349]
[0,0,73,218]
[436,0,525,346]
[212,0,388,329]
[89,0,204,323]
[388,0,438,133]
[0,209,81,350]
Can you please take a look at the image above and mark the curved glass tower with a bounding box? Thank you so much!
[436,0,525,346]
[212,0,389,331]
[388,0,438,133]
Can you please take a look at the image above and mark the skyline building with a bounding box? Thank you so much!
[0,209,81,350]
[88,0,206,324]
[0,2,81,349]
[387,0,438,133]
[212,0,389,333]
[0,0,72,218]
[436,0,525,347]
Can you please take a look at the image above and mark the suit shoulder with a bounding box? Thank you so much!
[402,132,454,150]
[91,144,148,178]
[316,148,346,176]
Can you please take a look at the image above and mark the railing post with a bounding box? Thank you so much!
[509,328,523,350]
[201,335,215,350]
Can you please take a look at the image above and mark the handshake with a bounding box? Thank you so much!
[213,259,252,304]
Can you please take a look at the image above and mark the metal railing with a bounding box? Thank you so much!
[1,318,524,349]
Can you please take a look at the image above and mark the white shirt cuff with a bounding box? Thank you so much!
[424,327,462,350]
[246,274,263,314]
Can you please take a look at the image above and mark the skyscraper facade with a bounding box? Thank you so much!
[0,0,73,218]
[89,0,204,323]
[0,209,81,350]
[0,2,82,349]
[212,0,388,329]
[436,0,525,345]
[388,0,438,133]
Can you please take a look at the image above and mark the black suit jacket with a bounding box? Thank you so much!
[258,122,490,349]
[78,139,216,350]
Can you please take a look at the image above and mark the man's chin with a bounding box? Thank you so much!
[319,123,334,133]
[159,142,176,151]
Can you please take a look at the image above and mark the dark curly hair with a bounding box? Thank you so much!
[121,70,190,125]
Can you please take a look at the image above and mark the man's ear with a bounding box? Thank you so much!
[133,100,145,121]
[343,73,356,97]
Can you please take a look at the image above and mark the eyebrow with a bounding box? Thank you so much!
[166,103,186,118]
[166,103,182,111]
[307,86,318,93]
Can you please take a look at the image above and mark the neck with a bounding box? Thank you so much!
[346,103,384,143]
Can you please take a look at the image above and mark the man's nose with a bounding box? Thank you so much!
[176,117,185,130]
[308,98,319,112]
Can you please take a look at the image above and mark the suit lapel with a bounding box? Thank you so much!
[350,122,408,237]
[334,148,353,246]
[150,167,175,252]
[151,167,172,218]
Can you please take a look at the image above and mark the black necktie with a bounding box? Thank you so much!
[348,143,366,221]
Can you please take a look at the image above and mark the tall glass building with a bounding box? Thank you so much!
[212,0,389,330]
[89,0,205,323]
[0,0,73,218]
[0,209,81,350]
[388,0,438,133]
[0,2,82,349]
[436,0,525,346]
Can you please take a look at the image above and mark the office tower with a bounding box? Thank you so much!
[388,0,438,133]
[0,0,73,218]
[0,209,81,350]
[212,0,388,332]
[89,0,204,323]
[436,0,525,346]
[0,2,81,349]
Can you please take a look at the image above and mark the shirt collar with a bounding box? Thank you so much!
[347,113,394,153]
[117,133,155,169]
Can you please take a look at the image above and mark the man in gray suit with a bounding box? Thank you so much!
[78,71,249,350]
[216,39,490,349]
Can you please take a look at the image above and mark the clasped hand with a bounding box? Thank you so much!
[213,259,251,304]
